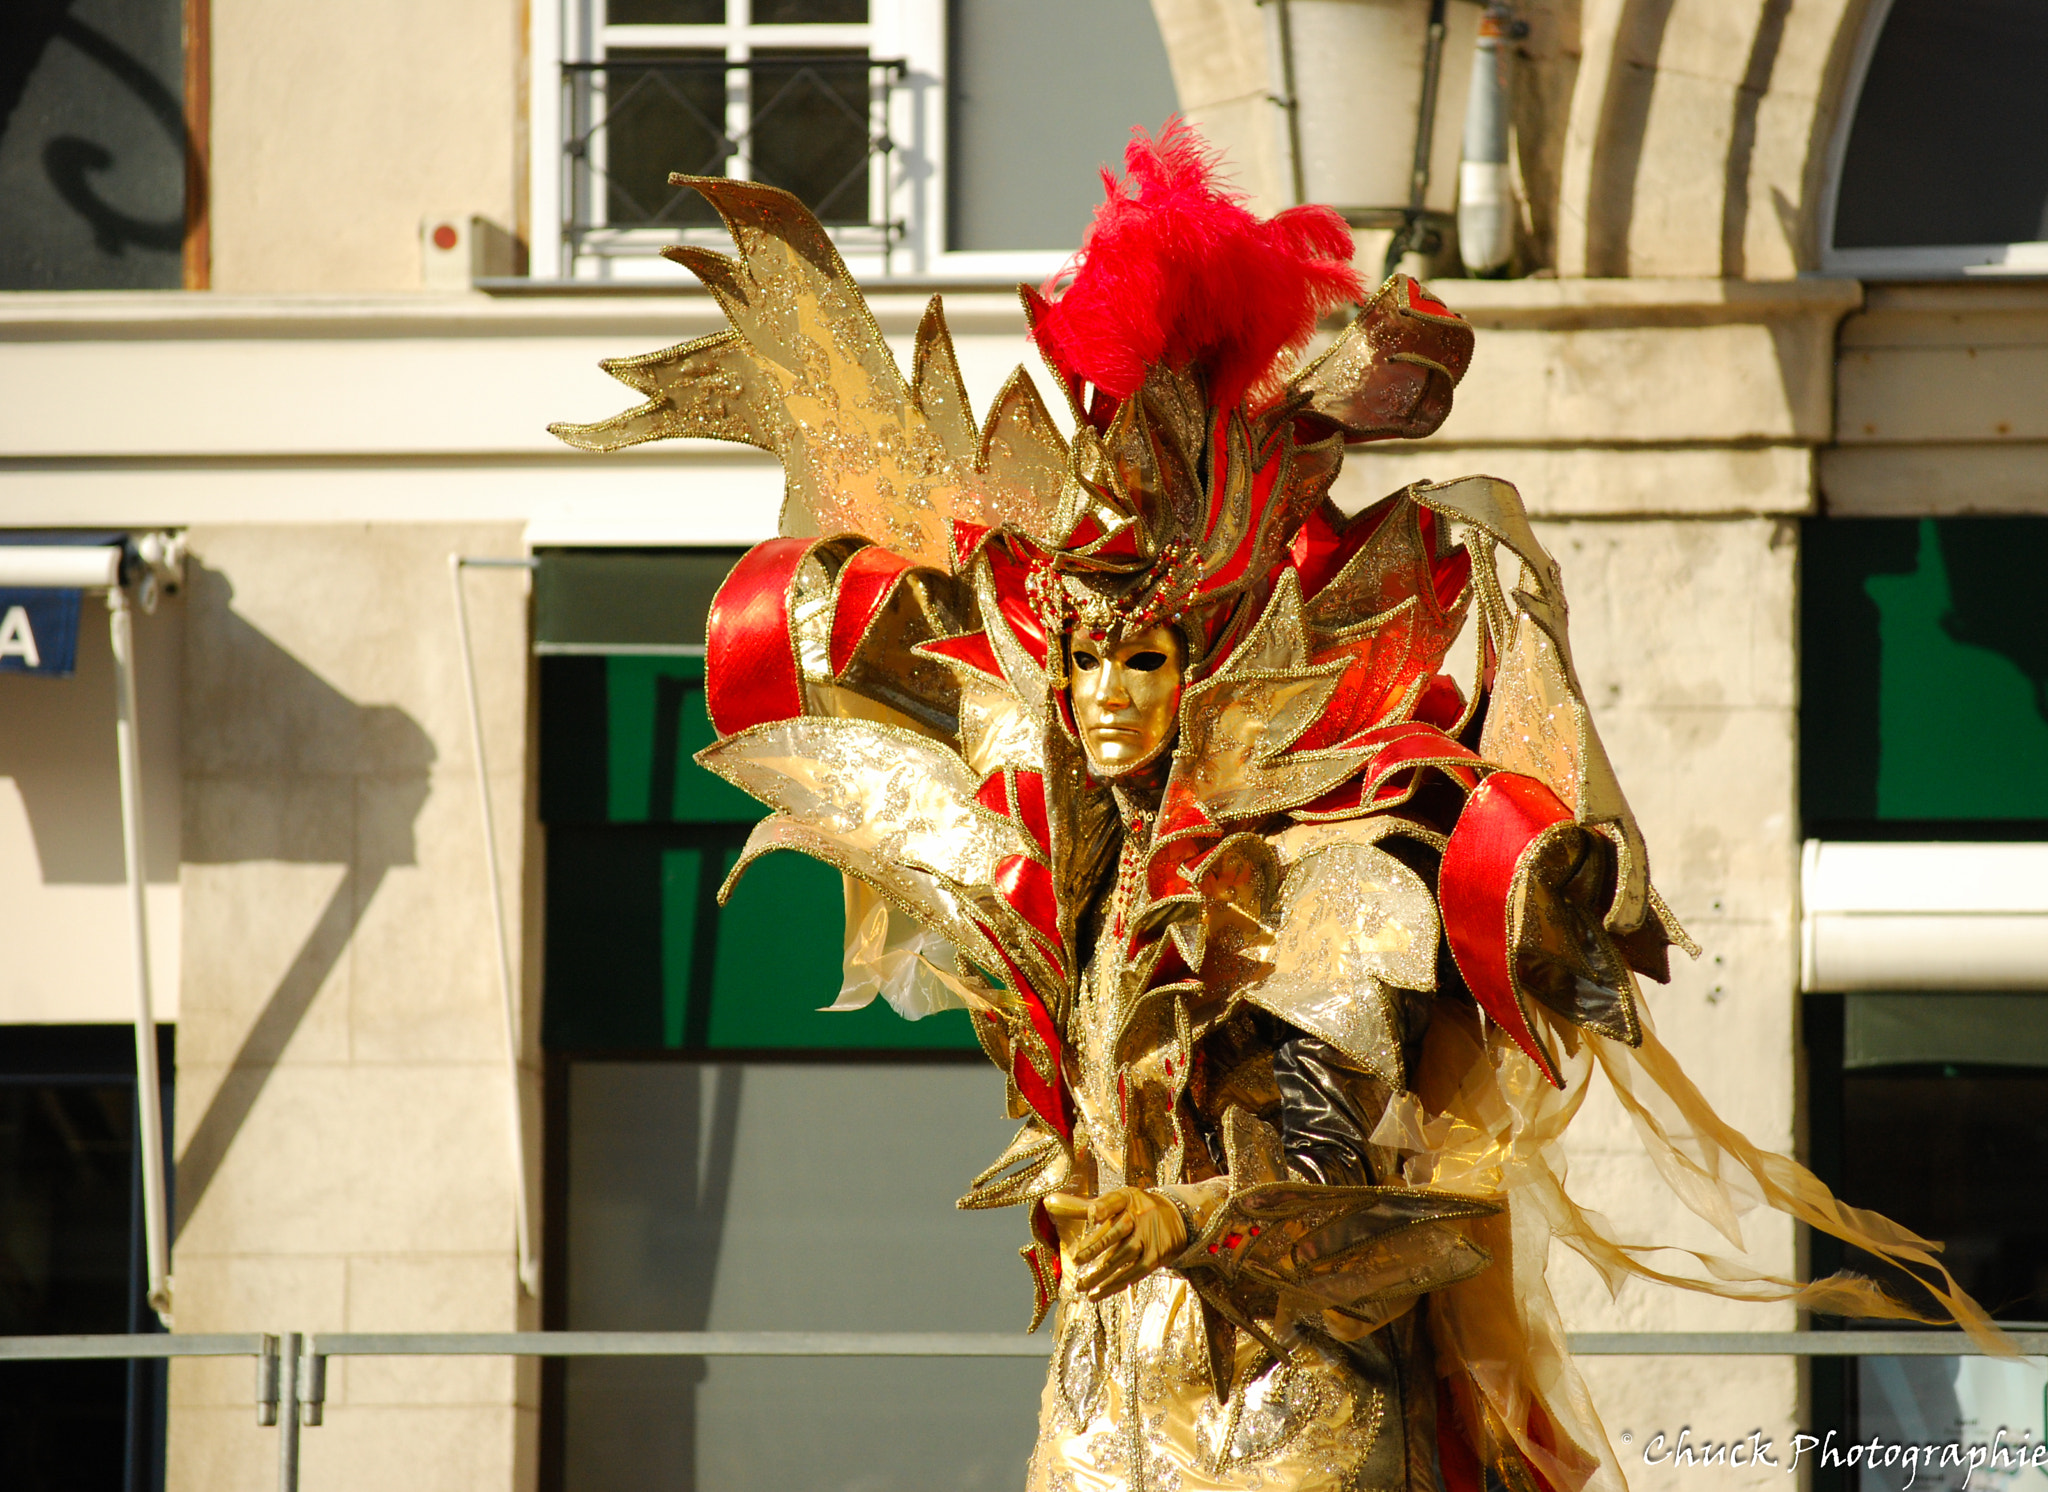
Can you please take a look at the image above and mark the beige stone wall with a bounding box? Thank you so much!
[1542,516,1803,1492]
[0,592,183,1022]
[208,0,522,291]
[167,524,539,1492]
[1824,282,2048,517]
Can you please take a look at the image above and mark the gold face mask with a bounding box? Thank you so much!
[1068,623,1186,778]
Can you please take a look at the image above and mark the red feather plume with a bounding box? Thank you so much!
[1030,120,1364,414]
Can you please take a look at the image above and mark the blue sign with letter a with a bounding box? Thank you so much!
[0,588,84,677]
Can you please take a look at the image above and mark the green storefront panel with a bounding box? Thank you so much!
[540,637,979,1054]
[1802,517,2048,831]
[543,826,979,1052]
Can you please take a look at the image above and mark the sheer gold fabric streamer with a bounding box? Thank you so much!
[1372,1003,2010,1492]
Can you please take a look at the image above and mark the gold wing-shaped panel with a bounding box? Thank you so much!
[548,176,1072,567]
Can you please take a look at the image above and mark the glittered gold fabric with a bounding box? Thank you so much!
[1245,838,1439,1089]
[548,177,1068,569]
[1028,1272,1417,1492]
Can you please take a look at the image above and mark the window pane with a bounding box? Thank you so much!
[947,0,1179,251]
[0,1023,171,1492]
[534,549,745,653]
[1841,1063,2048,1322]
[753,0,867,21]
[558,1062,1041,1491]
[1800,517,2048,832]
[607,0,724,20]
[543,824,981,1052]
[1834,0,2048,248]
[1855,1355,2047,1492]
[592,52,728,227]
[747,51,871,224]
[0,0,185,288]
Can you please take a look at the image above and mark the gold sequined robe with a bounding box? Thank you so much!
[1022,788,1503,1492]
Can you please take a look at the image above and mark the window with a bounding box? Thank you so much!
[547,1060,1040,1492]
[0,1025,173,1492]
[533,549,1037,1491]
[531,0,1179,281]
[1804,994,2048,1492]
[1821,0,2048,278]
[1800,518,2048,1491]
[0,0,189,289]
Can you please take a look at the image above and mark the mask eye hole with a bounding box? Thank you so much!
[1071,648,1102,672]
[1125,651,1168,672]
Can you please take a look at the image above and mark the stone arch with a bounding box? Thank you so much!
[1551,0,1883,278]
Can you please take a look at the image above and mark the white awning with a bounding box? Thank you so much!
[0,543,122,588]
[1802,840,2048,990]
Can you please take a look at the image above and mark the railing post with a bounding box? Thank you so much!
[301,1343,327,1427]
[255,1333,280,1425]
[275,1331,301,1492]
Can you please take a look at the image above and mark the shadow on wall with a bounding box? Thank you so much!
[170,561,434,1239]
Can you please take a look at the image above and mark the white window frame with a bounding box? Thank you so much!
[528,0,1072,283]
[1817,0,2048,281]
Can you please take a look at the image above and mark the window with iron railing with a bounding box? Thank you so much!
[530,0,1180,283]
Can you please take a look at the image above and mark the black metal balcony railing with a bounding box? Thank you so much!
[561,54,907,269]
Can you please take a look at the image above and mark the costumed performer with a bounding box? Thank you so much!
[551,122,2003,1492]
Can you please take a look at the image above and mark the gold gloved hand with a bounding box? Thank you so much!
[1045,1187,1188,1302]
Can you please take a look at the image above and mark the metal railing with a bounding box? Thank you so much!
[6,1329,2044,1492]
[560,54,907,276]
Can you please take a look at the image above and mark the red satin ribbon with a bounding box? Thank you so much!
[1440,771,1573,1085]
[828,544,911,677]
[706,537,815,736]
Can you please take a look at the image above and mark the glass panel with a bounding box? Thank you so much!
[534,549,746,652]
[747,51,871,224]
[595,51,728,227]
[946,0,1179,251]
[545,654,750,826]
[1855,1355,2048,1492]
[1847,994,2048,1071]
[0,0,184,289]
[1801,518,2048,832]
[608,0,724,20]
[1841,1065,2048,1322]
[1835,0,2048,249]
[0,1082,136,1335]
[600,656,759,825]
[543,825,981,1051]
[753,0,868,21]
[0,1057,158,1491]
[559,1062,1041,1491]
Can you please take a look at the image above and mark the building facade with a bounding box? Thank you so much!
[2,1,2045,1489]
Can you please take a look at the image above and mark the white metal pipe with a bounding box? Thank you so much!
[0,546,122,589]
[449,555,540,1299]
[1457,7,1515,274]
[108,585,172,1325]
